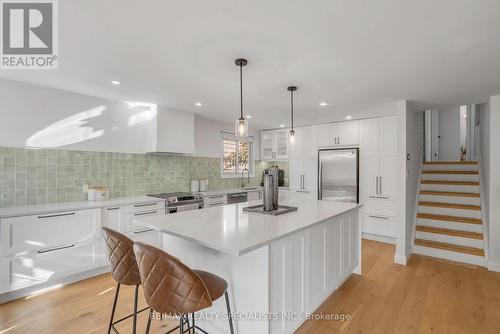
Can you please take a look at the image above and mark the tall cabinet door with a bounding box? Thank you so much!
[359,118,381,196]
[289,158,303,191]
[379,117,398,197]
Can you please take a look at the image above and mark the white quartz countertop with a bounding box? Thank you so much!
[0,196,164,218]
[134,198,361,256]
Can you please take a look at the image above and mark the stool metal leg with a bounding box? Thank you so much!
[132,285,139,334]
[179,315,184,334]
[145,309,153,334]
[108,283,121,334]
[225,291,235,334]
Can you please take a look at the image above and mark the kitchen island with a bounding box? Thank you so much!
[133,197,362,334]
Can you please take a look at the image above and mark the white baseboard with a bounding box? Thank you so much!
[394,253,408,265]
[488,261,500,272]
[362,232,395,245]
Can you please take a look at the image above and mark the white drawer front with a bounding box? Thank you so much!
[361,195,397,217]
[0,239,101,293]
[362,214,396,238]
[0,209,101,256]
[124,209,161,232]
[123,201,164,214]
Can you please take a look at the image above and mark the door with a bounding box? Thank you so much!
[275,130,290,159]
[317,123,339,147]
[319,149,359,203]
[379,117,398,196]
[360,118,381,196]
[261,131,275,160]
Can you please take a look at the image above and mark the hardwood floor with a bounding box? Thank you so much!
[1,240,500,334]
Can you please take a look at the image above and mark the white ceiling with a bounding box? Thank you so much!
[1,0,500,129]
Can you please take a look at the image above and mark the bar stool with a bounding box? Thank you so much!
[101,227,149,334]
[133,242,235,334]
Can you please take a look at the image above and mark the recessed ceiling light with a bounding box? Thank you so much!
[195,102,202,107]
[280,124,285,128]
[246,115,252,119]
[111,80,120,85]
[346,115,352,120]
[319,102,328,106]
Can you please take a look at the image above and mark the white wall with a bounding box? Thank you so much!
[485,96,500,271]
[479,102,490,263]
[404,103,424,260]
[438,106,461,160]
[194,115,260,159]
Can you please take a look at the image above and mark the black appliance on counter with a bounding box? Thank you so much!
[261,168,284,187]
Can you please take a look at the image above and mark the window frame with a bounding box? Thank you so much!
[220,132,255,178]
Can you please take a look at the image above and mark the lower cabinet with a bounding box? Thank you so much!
[127,229,162,248]
[269,209,360,334]
[0,239,101,293]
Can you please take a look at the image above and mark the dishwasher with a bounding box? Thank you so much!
[227,192,248,204]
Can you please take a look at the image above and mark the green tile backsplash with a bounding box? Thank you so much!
[0,147,289,208]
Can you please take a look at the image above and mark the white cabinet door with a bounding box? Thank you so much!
[317,123,339,147]
[291,126,318,159]
[308,223,327,311]
[275,130,290,159]
[360,118,380,157]
[379,116,398,196]
[359,118,381,197]
[338,121,360,146]
[326,217,342,291]
[289,158,303,191]
[270,231,308,334]
[0,239,101,293]
[124,209,162,233]
[261,130,289,160]
[359,155,379,197]
[102,206,122,231]
[261,131,275,160]
[302,158,318,194]
[128,229,162,248]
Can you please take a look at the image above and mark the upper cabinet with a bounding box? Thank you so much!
[317,121,359,148]
[153,107,196,154]
[289,125,318,159]
[261,129,289,160]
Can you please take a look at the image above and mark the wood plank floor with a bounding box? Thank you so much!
[1,240,500,334]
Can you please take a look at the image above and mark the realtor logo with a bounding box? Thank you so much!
[1,0,58,69]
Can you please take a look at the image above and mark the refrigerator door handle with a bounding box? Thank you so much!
[379,176,382,195]
[318,162,323,199]
[375,176,378,194]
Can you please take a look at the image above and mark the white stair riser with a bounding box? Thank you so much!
[421,174,479,182]
[423,164,478,172]
[421,184,479,193]
[413,245,485,266]
[417,218,482,233]
[415,231,483,248]
[419,195,481,206]
[418,206,481,219]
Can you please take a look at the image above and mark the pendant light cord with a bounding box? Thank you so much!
[290,90,294,131]
[239,63,243,119]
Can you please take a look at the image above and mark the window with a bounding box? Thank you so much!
[222,133,254,177]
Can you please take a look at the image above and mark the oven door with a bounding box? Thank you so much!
[167,202,204,214]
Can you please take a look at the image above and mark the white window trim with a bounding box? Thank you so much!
[220,132,255,178]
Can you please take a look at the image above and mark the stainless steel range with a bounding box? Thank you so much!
[148,192,204,214]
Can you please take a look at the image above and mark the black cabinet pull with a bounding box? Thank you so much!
[38,243,75,254]
[38,212,75,219]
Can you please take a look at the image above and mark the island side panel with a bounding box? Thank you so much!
[162,234,270,334]
[268,207,362,334]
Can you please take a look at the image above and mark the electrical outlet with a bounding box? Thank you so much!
[83,184,89,193]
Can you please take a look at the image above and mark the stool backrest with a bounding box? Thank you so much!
[133,242,212,315]
[101,227,141,285]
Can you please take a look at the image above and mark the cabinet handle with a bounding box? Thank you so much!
[375,177,379,195]
[134,228,154,234]
[38,212,75,219]
[369,196,389,200]
[38,243,75,254]
[302,174,306,189]
[134,210,158,216]
[134,203,157,208]
[209,202,224,206]
[369,215,389,220]
[379,177,382,194]
[208,195,224,199]
[107,207,120,211]
[296,190,310,193]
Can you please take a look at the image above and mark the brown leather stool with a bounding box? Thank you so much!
[133,242,235,334]
[102,227,149,334]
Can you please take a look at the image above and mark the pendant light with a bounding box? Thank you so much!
[288,86,297,144]
[235,58,249,137]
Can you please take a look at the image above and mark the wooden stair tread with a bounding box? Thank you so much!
[421,180,479,186]
[417,213,482,225]
[416,226,483,240]
[414,239,484,256]
[423,161,478,165]
[418,201,481,211]
[422,171,478,175]
[419,191,480,198]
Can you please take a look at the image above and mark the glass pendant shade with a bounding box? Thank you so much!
[235,117,248,137]
[289,129,295,144]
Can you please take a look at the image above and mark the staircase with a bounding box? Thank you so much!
[413,161,485,266]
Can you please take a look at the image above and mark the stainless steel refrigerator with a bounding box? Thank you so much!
[318,148,359,203]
